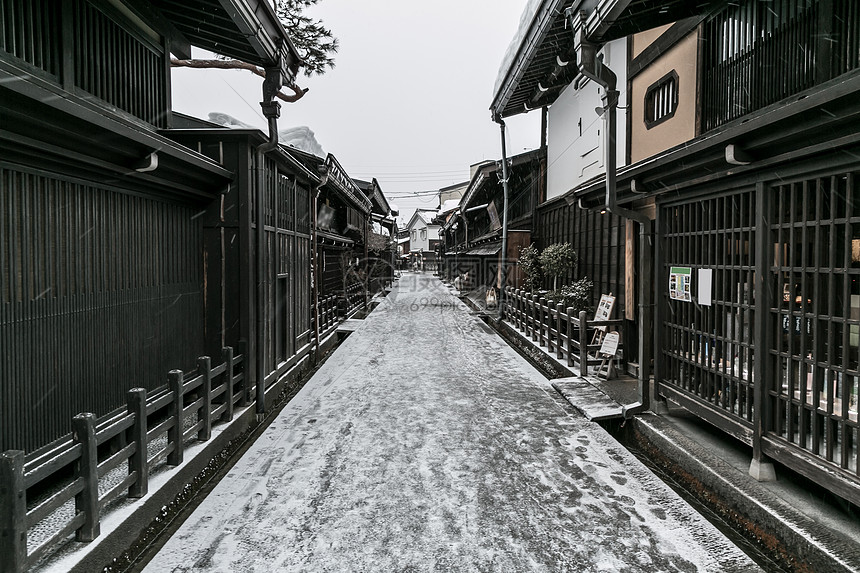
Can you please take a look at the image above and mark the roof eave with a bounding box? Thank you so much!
[491,0,590,118]
[216,0,303,83]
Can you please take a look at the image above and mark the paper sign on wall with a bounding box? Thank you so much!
[669,267,692,302]
[698,269,713,306]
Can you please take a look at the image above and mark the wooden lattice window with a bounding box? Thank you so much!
[644,70,678,128]
[769,174,860,474]
[659,190,757,424]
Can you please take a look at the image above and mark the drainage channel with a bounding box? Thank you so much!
[602,420,790,573]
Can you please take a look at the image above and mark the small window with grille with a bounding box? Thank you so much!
[644,70,679,128]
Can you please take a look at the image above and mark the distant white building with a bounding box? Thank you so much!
[405,209,441,270]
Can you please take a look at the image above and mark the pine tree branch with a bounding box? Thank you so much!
[170,59,309,103]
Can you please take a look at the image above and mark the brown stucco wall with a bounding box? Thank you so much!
[630,31,699,164]
[631,24,672,59]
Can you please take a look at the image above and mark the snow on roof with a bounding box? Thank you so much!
[279,126,325,157]
[492,0,545,99]
[208,112,254,129]
[440,199,460,214]
[206,113,325,157]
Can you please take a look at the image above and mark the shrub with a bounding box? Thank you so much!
[539,243,577,291]
[547,277,594,315]
[518,244,542,292]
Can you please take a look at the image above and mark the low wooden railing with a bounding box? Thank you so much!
[344,282,366,317]
[504,287,624,376]
[0,348,244,573]
[315,294,339,340]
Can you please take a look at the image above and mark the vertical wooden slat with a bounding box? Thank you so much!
[127,388,148,498]
[579,311,589,377]
[556,303,564,359]
[0,450,26,573]
[198,357,212,441]
[167,370,184,466]
[566,307,576,368]
[72,413,99,542]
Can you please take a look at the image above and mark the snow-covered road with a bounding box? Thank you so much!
[143,274,759,572]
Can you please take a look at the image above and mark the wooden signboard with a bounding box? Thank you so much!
[593,294,615,333]
[597,331,620,380]
[599,331,620,356]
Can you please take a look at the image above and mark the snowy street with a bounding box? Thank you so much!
[143,274,759,572]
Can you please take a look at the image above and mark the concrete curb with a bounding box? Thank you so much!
[630,413,860,573]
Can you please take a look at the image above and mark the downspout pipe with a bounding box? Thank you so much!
[493,113,511,320]
[311,166,330,360]
[568,9,652,417]
[253,66,284,416]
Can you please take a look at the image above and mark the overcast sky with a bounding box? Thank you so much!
[171,0,541,226]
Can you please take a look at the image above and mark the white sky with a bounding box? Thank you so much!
[170,0,541,226]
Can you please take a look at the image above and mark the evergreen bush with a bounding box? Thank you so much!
[539,242,577,291]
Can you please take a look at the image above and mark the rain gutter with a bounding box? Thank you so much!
[253,65,284,416]
[493,114,512,320]
[312,166,330,360]
[565,8,652,417]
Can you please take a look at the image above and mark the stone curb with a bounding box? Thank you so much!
[630,413,860,573]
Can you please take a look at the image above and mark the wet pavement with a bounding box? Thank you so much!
[143,273,759,572]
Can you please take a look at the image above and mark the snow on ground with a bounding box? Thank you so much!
[143,274,759,572]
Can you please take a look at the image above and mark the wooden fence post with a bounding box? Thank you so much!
[538,297,547,347]
[1,450,26,573]
[513,289,521,330]
[237,341,249,407]
[546,301,555,353]
[127,388,148,499]
[198,357,212,441]
[167,370,184,466]
[523,293,529,335]
[72,413,99,542]
[566,307,576,367]
[579,310,589,377]
[531,294,539,341]
[222,347,235,422]
[556,303,565,359]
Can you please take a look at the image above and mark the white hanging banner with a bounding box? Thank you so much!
[698,268,713,307]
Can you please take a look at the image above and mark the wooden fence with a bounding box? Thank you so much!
[344,282,366,317]
[504,287,624,376]
[315,294,340,340]
[0,347,244,573]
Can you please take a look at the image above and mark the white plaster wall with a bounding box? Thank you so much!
[547,37,628,200]
[410,222,433,252]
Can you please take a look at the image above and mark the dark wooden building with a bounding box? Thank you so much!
[357,178,397,295]
[166,116,318,404]
[0,0,302,452]
[493,0,860,506]
[441,149,545,291]
[288,149,381,319]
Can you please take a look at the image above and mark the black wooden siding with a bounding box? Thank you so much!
[0,0,62,77]
[535,199,626,313]
[702,0,860,132]
[253,157,313,386]
[0,164,204,452]
[1,0,170,128]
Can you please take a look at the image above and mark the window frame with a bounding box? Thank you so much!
[644,70,679,129]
